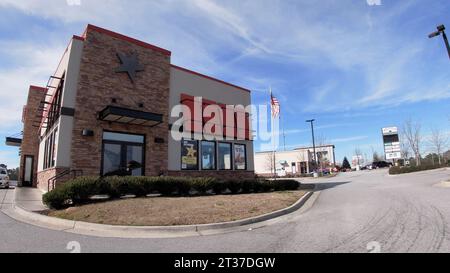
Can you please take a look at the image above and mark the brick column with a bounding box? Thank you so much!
[19,86,47,187]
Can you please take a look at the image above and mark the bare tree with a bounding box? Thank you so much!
[354,147,363,169]
[265,153,276,175]
[429,127,448,165]
[315,134,329,172]
[400,135,410,161]
[402,118,423,166]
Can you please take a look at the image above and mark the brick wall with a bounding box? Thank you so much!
[19,86,47,187]
[37,167,73,192]
[68,27,171,179]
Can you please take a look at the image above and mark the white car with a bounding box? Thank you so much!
[0,168,10,189]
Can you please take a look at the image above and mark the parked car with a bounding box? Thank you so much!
[0,167,10,189]
[372,161,393,169]
[361,164,373,170]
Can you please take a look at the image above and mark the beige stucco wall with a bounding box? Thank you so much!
[37,38,84,171]
[168,66,254,171]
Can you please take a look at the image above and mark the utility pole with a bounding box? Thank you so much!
[428,24,450,60]
[306,119,317,173]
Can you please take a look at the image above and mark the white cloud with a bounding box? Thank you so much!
[0,150,19,168]
[0,0,448,116]
[331,136,369,143]
[0,41,65,126]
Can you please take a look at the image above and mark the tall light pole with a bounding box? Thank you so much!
[306,119,317,172]
[428,24,450,60]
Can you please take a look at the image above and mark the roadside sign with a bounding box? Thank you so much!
[382,127,401,160]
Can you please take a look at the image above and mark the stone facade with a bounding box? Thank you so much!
[69,25,171,178]
[19,86,47,187]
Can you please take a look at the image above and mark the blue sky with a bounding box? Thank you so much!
[0,0,449,168]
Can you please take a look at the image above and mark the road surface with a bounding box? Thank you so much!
[1,169,449,253]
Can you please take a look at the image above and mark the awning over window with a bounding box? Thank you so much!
[5,137,22,147]
[99,106,163,127]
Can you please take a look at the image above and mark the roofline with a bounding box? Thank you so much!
[171,64,251,93]
[29,85,48,92]
[255,144,336,154]
[82,24,172,57]
[72,35,85,42]
[294,144,336,150]
[79,25,250,93]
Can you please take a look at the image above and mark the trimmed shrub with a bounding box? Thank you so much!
[226,180,242,194]
[127,176,148,197]
[67,176,101,204]
[191,177,216,194]
[153,177,179,196]
[174,178,192,195]
[252,180,264,193]
[43,189,71,210]
[260,180,274,192]
[103,176,126,198]
[281,180,301,190]
[212,181,227,195]
[242,180,256,193]
[43,176,303,210]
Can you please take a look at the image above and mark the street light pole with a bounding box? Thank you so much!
[306,119,317,172]
[428,24,450,60]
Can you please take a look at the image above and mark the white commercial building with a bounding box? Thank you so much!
[254,145,336,176]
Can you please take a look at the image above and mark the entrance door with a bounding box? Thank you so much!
[23,155,34,187]
[101,132,145,176]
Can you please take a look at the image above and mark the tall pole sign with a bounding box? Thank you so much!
[382,127,401,161]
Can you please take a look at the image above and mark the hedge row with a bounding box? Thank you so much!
[389,164,449,175]
[43,176,300,209]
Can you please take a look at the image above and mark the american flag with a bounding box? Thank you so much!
[271,91,280,118]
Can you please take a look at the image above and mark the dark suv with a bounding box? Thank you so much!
[372,161,393,169]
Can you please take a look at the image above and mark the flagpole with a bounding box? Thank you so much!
[282,109,286,151]
[270,87,276,178]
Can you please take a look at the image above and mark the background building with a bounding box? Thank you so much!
[254,145,336,176]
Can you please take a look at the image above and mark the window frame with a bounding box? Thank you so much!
[201,140,217,171]
[42,127,58,170]
[234,143,247,171]
[181,139,199,171]
[218,142,233,171]
[100,130,146,177]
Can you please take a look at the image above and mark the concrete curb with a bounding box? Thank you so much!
[6,191,314,238]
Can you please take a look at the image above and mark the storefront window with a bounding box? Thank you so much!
[234,144,247,170]
[218,142,232,170]
[201,141,216,170]
[102,131,144,176]
[103,143,122,175]
[181,140,199,170]
[43,128,58,170]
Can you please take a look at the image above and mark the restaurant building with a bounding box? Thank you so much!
[9,25,254,191]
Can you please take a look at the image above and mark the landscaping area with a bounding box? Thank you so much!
[46,190,306,226]
[389,164,449,175]
[41,176,306,226]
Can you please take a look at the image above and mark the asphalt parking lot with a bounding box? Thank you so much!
[0,170,449,253]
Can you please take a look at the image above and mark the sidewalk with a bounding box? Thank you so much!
[1,187,47,212]
[14,187,47,212]
[0,188,15,210]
